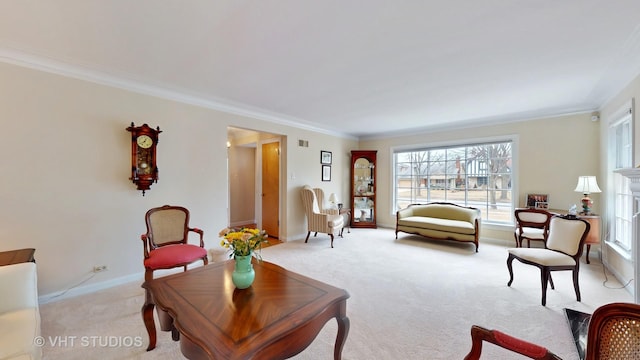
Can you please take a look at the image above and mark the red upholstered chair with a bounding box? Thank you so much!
[465,302,640,360]
[141,205,208,331]
[141,205,208,282]
[464,325,561,360]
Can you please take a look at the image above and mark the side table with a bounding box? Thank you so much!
[578,214,600,264]
[339,207,351,236]
[0,248,36,266]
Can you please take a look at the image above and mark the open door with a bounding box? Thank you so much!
[261,141,280,238]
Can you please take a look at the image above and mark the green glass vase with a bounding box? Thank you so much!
[232,254,255,289]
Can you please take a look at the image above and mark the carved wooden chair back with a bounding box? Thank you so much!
[585,302,640,359]
[145,205,191,248]
[514,208,552,247]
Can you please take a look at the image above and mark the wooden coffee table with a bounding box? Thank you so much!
[142,260,350,359]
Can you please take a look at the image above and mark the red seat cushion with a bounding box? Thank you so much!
[144,244,207,270]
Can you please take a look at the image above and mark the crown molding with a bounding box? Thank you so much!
[0,47,356,140]
[359,107,596,141]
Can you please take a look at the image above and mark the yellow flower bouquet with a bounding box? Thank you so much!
[219,227,268,259]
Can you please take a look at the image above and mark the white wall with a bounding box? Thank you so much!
[0,62,357,298]
[598,73,640,287]
[2,57,627,300]
[359,113,601,241]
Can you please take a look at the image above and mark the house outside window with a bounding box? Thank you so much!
[393,140,513,224]
[608,101,634,254]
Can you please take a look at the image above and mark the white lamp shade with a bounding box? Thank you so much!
[328,193,338,204]
[574,176,601,194]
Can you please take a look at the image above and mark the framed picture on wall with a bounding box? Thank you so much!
[322,165,331,181]
[321,150,332,165]
[535,201,549,210]
[526,194,549,209]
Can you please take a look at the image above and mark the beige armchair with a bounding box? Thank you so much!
[300,185,344,248]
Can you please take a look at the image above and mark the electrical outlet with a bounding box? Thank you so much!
[93,265,108,273]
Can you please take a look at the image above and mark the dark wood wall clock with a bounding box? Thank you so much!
[126,122,161,196]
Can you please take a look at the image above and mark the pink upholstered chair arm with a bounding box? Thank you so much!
[492,329,549,357]
[188,227,205,247]
[464,325,561,360]
[141,234,151,259]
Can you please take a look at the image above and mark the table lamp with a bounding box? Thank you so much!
[574,176,601,215]
[328,193,339,209]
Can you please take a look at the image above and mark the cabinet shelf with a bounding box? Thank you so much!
[351,150,377,228]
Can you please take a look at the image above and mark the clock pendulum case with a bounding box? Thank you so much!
[126,122,162,195]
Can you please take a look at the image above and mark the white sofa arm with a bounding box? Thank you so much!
[0,262,39,313]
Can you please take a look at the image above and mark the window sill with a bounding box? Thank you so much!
[605,240,633,261]
[483,222,514,231]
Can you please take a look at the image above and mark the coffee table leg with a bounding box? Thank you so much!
[333,303,350,360]
[142,289,157,351]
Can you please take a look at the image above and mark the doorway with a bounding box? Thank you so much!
[227,127,282,239]
[261,141,280,238]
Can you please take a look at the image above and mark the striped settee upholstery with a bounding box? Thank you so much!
[300,185,344,248]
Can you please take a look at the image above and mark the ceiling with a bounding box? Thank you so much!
[2,1,640,139]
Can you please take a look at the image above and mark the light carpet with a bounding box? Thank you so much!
[40,228,632,359]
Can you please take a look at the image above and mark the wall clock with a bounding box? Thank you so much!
[126,122,162,195]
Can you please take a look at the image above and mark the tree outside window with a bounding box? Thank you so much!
[394,141,513,224]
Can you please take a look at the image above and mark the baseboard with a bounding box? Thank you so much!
[34,228,520,304]
[39,271,144,304]
[602,257,635,297]
[38,265,203,304]
[229,220,256,228]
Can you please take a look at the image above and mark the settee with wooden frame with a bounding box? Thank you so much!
[395,202,481,252]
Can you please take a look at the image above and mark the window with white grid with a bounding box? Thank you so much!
[393,140,513,224]
[608,101,634,252]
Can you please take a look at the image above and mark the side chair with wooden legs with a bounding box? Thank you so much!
[514,208,552,248]
[507,215,589,306]
[140,205,208,336]
[464,325,562,360]
[465,302,640,359]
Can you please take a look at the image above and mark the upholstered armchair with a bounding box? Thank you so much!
[141,205,208,283]
[300,185,344,248]
[140,205,208,331]
[465,302,640,359]
[507,215,590,306]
